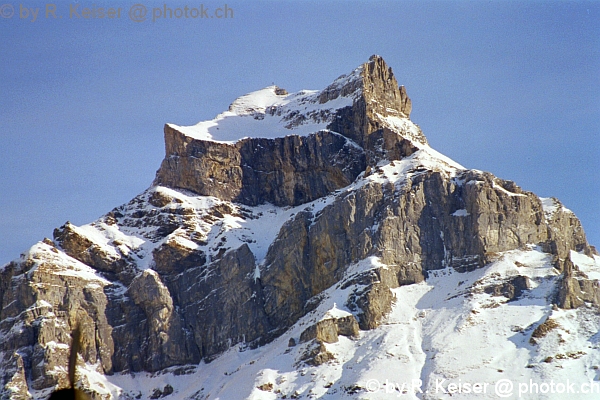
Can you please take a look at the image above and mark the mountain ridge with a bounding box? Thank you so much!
[1,56,598,399]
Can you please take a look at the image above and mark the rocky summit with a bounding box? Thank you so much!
[1,55,599,399]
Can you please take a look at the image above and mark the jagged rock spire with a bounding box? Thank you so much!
[363,55,412,118]
[326,55,426,162]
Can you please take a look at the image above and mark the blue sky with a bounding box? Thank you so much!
[1,1,598,264]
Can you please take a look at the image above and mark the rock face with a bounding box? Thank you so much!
[0,56,597,398]
[299,314,360,345]
[556,255,600,309]
[0,241,114,396]
[154,129,366,207]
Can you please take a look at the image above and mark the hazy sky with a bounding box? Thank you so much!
[1,1,598,264]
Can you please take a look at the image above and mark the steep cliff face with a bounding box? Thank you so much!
[0,241,114,395]
[1,56,598,399]
[154,128,366,207]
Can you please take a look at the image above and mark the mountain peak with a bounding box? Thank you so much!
[1,56,599,400]
[154,57,430,206]
[323,55,423,153]
[363,54,412,118]
[167,56,420,148]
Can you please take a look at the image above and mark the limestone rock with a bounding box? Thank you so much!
[0,243,114,393]
[555,255,600,309]
[483,275,531,301]
[541,197,595,263]
[327,55,426,161]
[347,278,395,330]
[151,236,206,275]
[154,128,366,207]
[298,340,335,366]
[172,243,269,359]
[336,315,360,338]
[154,56,425,204]
[53,222,138,284]
[299,314,359,344]
[1,352,30,400]
[300,319,339,344]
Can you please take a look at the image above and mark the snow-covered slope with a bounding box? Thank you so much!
[56,247,600,400]
[169,69,360,143]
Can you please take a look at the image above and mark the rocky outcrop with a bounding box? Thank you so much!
[555,255,600,309]
[327,55,425,164]
[418,170,550,272]
[296,313,359,366]
[326,56,415,144]
[0,242,114,397]
[483,275,531,301]
[2,352,29,400]
[125,270,194,371]
[541,197,594,264]
[151,236,206,275]
[299,314,359,344]
[107,243,267,373]
[298,341,335,367]
[53,223,138,284]
[300,319,339,344]
[154,128,366,207]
